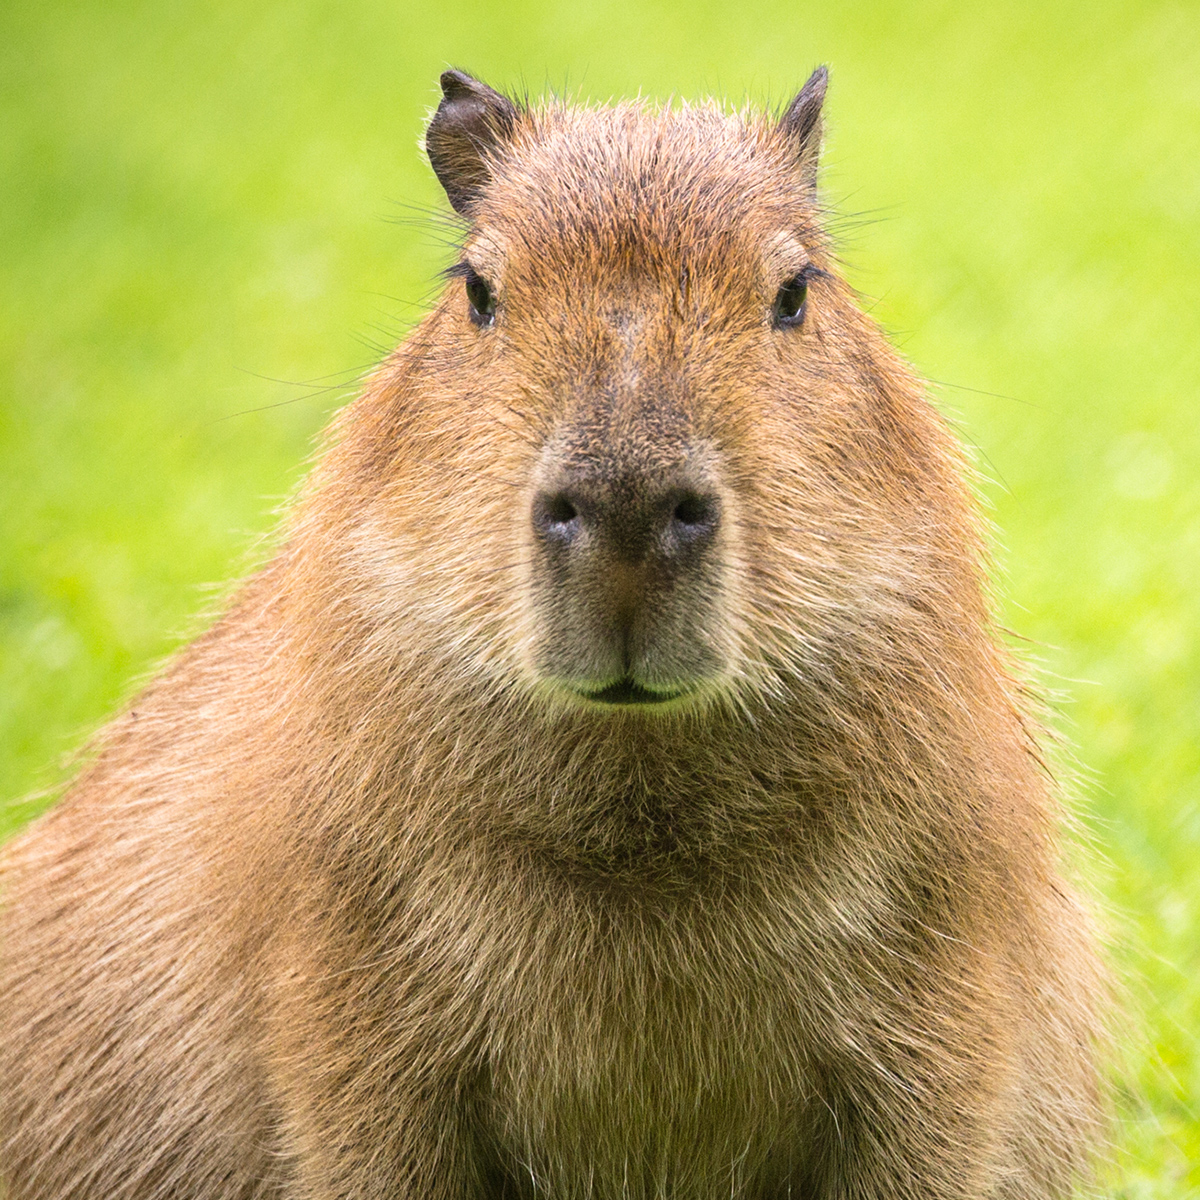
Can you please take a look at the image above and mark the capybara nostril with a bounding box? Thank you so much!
[532,490,583,546]
[667,488,720,548]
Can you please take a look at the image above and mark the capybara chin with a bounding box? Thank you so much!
[0,67,1105,1200]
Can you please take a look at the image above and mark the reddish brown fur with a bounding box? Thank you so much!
[0,73,1104,1199]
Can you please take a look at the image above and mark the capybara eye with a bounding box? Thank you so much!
[773,274,809,327]
[465,268,496,326]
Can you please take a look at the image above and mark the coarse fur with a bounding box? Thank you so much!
[0,70,1105,1199]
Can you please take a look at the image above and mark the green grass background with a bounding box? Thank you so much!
[1,0,1196,1190]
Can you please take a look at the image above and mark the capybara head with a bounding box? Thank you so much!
[320,68,982,744]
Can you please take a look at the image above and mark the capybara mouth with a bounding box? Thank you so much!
[581,678,686,706]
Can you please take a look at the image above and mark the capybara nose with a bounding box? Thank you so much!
[531,473,721,566]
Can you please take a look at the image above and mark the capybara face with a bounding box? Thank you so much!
[342,92,976,724]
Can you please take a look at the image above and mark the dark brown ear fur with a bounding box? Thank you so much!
[426,69,520,217]
[778,65,828,191]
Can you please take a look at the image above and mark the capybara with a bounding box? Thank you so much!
[0,68,1105,1199]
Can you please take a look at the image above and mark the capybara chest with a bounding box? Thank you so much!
[481,903,817,1200]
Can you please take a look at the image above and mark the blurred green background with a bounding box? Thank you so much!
[1,0,1196,1190]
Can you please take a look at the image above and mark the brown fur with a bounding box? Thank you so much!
[0,70,1104,1199]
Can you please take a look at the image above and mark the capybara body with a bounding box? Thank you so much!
[0,70,1104,1199]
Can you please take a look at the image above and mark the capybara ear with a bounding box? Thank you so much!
[426,70,520,217]
[777,66,828,192]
